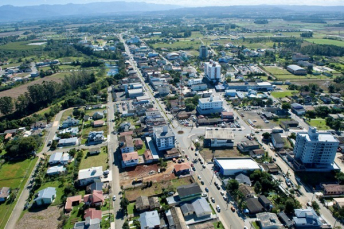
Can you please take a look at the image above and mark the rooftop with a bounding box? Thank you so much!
[215,158,260,171]
[153,126,175,138]
[257,212,282,228]
[122,151,139,162]
[78,166,103,180]
[177,183,202,199]
[204,129,234,140]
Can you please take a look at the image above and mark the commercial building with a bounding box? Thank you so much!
[294,127,339,168]
[293,209,323,229]
[237,140,260,153]
[177,183,202,202]
[291,103,306,116]
[204,60,221,82]
[271,133,285,149]
[188,78,203,86]
[197,95,224,115]
[214,158,261,176]
[191,83,207,91]
[256,213,283,229]
[199,45,209,59]
[128,88,144,98]
[153,126,175,151]
[204,129,234,148]
[225,89,237,97]
[287,65,307,75]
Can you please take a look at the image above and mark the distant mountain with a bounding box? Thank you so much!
[0,2,181,22]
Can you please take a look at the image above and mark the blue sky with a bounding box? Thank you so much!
[1,0,343,6]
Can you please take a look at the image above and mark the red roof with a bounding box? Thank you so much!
[84,208,102,220]
[84,190,104,204]
[174,163,191,172]
[65,195,82,211]
[93,120,104,126]
[122,152,139,162]
[134,139,143,146]
[120,131,133,136]
[144,149,153,159]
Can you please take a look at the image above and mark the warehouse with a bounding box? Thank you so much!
[214,158,261,176]
[287,65,307,75]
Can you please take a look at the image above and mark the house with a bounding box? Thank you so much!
[237,140,260,152]
[149,197,160,210]
[86,181,103,194]
[84,208,102,220]
[92,112,104,120]
[61,116,80,129]
[58,137,78,147]
[333,198,344,208]
[84,190,104,207]
[134,139,144,150]
[30,121,47,129]
[264,163,279,174]
[256,212,283,229]
[180,198,212,218]
[177,183,202,202]
[144,149,155,163]
[140,210,161,229]
[238,184,255,199]
[65,195,83,212]
[78,166,103,186]
[221,111,234,121]
[271,133,284,149]
[164,148,180,159]
[250,149,265,158]
[122,151,139,167]
[322,184,344,195]
[291,103,305,116]
[293,208,323,229]
[174,163,191,176]
[235,173,251,186]
[246,198,264,214]
[48,152,71,165]
[83,115,90,121]
[204,128,234,148]
[278,212,293,228]
[59,127,79,136]
[93,120,104,127]
[88,131,104,143]
[280,121,299,130]
[153,126,175,151]
[258,195,272,210]
[47,165,66,175]
[119,135,135,153]
[88,148,101,156]
[136,196,150,212]
[292,53,309,62]
[74,217,100,229]
[0,187,10,202]
[34,187,56,206]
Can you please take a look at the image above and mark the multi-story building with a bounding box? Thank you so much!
[197,95,224,115]
[152,126,175,151]
[199,45,209,59]
[294,127,339,168]
[204,60,221,82]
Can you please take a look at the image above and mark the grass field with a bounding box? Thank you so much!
[264,66,321,80]
[0,157,38,229]
[36,181,64,206]
[151,40,202,51]
[271,90,298,98]
[127,202,135,215]
[305,38,344,47]
[137,143,146,156]
[79,147,108,170]
[0,41,43,51]
[308,119,331,130]
[61,109,74,121]
[63,203,84,229]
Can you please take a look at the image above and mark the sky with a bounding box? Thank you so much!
[0,0,344,6]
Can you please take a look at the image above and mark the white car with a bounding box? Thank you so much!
[220,191,225,196]
[216,205,221,212]
[202,164,206,169]
[198,175,202,180]
[112,195,116,201]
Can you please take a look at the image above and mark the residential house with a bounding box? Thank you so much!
[177,183,202,202]
[174,163,191,176]
[258,195,272,210]
[78,166,103,186]
[322,184,344,195]
[119,135,135,153]
[204,129,234,148]
[271,133,284,149]
[293,208,323,229]
[88,148,101,156]
[0,187,10,202]
[30,121,47,129]
[180,198,212,219]
[136,196,150,212]
[58,137,78,147]
[93,120,104,127]
[86,181,103,194]
[164,148,180,159]
[74,217,100,229]
[264,163,279,174]
[149,197,160,210]
[237,140,260,153]
[144,149,155,164]
[34,187,56,205]
[61,116,80,129]
[256,212,283,229]
[333,198,344,208]
[139,210,160,229]
[48,152,71,165]
[292,53,310,62]
[88,131,105,143]
[84,208,102,221]
[250,149,265,158]
[122,151,139,167]
[278,212,293,228]
[280,121,299,130]
[46,166,66,175]
[246,198,264,214]
[83,115,90,121]
[235,174,252,186]
[92,112,104,120]
[291,103,305,116]
[238,184,255,199]
[65,195,83,212]
[84,190,104,207]
[59,127,79,136]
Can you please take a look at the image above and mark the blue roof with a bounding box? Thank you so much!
[215,85,225,90]
[36,187,56,200]
[49,152,62,163]
[140,210,160,229]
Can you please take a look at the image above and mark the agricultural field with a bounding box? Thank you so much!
[0,41,43,51]
[305,38,344,47]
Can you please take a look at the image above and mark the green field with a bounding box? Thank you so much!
[127,202,135,215]
[0,158,38,229]
[79,147,108,170]
[264,66,322,80]
[308,119,331,130]
[151,40,202,51]
[305,38,344,47]
[0,41,43,51]
[61,109,74,121]
[137,143,146,156]
[271,90,298,98]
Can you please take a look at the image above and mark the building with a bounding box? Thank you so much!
[122,151,139,167]
[214,158,261,176]
[191,83,208,91]
[271,133,284,149]
[61,116,80,129]
[177,183,202,202]
[199,45,209,59]
[46,165,66,175]
[84,208,102,220]
[153,126,175,151]
[58,137,78,147]
[136,196,150,211]
[119,135,135,153]
[291,103,306,116]
[93,120,104,127]
[256,213,283,229]
[204,129,234,148]
[287,65,307,75]
[174,163,191,176]
[78,166,103,186]
[157,84,170,96]
[86,181,103,193]
[204,60,221,82]
[92,112,104,120]
[280,120,299,130]
[180,198,212,218]
[322,184,344,195]
[145,137,160,161]
[165,148,180,159]
[246,198,264,214]
[84,190,104,207]
[65,195,82,212]
[237,140,260,153]
[128,88,144,98]
[333,198,344,208]
[238,184,255,199]
[293,209,323,229]
[251,149,265,158]
[258,195,272,210]
[188,78,203,86]
[278,212,293,228]
[225,82,273,92]
[88,131,105,143]
[225,89,237,97]
[221,111,234,121]
[294,127,339,168]
[0,187,10,202]
[292,53,310,62]
[235,173,251,186]
[74,218,100,229]
[197,95,224,115]
[34,187,56,205]
[48,152,71,165]
[139,210,161,229]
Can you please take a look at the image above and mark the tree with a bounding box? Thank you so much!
[226,179,239,194]
[262,132,271,140]
[284,199,295,214]
[120,197,129,213]
[282,102,291,110]
[289,132,296,140]
[254,181,262,194]
[312,201,320,212]
[266,98,273,106]
[123,221,130,229]
[0,96,14,115]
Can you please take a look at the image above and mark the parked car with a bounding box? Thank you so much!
[216,205,221,212]
[202,193,208,197]
[231,206,235,212]
[202,164,206,169]
[211,197,215,203]
[113,195,116,201]
[205,187,209,192]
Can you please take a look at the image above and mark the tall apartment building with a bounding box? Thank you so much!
[199,45,209,59]
[197,95,224,115]
[204,60,221,83]
[152,126,175,151]
[294,127,339,168]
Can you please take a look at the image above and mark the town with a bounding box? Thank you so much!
[0,2,344,229]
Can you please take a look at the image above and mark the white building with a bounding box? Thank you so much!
[188,78,203,86]
[214,158,261,176]
[204,60,221,82]
[197,95,224,115]
[153,126,175,151]
[204,129,234,148]
[157,84,170,96]
[294,127,339,168]
[78,166,103,186]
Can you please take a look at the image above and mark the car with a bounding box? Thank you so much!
[192,167,196,171]
[195,151,198,156]
[231,206,236,212]
[201,180,204,185]
[200,161,204,164]
[275,153,278,157]
[198,158,202,162]
[113,195,116,201]
[47,140,52,146]
[220,191,225,196]
[223,196,228,201]
[103,170,110,175]
[202,193,208,197]
[198,175,201,180]
[168,191,175,196]
[244,227,248,229]
[211,197,215,203]
[190,163,194,167]
[202,164,206,169]
[214,181,218,186]
[205,187,209,192]
[191,147,194,150]
[216,205,221,212]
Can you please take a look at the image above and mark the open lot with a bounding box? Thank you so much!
[79,147,108,170]
[151,40,202,51]
[305,38,344,47]
[271,90,297,99]
[307,119,331,130]
[16,206,60,229]
[242,110,279,129]
[202,147,244,162]
[264,66,321,80]
[0,41,43,51]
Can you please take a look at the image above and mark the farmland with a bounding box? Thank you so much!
[305,38,344,47]
[0,41,43,51]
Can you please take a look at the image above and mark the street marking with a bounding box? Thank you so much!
[53,121,59,127]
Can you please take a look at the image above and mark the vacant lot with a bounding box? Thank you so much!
[308,119,331,130]
[264,66,319,80]
[202,147,245,162]
[243,110,280,129]
[79,147,108,170]
[0,41,43,51]
[305,38,344,47]
[271,90,297,99]
[0,73,66,99]
[16,206,60,229]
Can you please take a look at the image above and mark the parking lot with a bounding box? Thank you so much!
[241,109,278,129]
